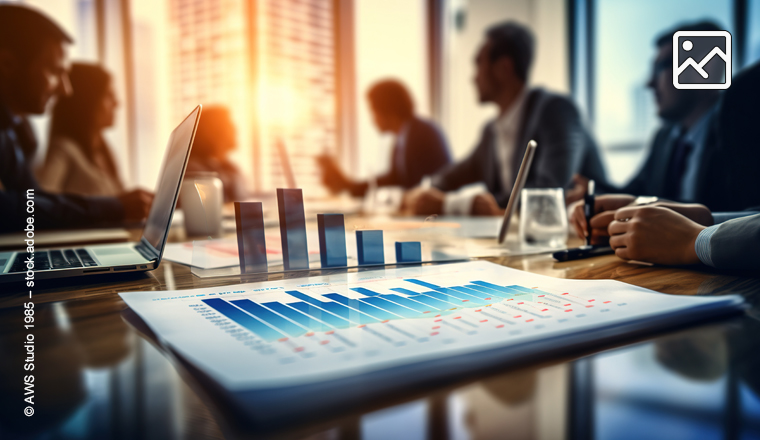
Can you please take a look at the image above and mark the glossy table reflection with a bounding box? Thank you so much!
[1,231,759,440]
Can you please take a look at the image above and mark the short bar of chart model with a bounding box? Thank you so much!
[317,214,347,268]
[235,202,268,273]
[277,188,309,270]
[120,261,743,391]
[395,241,422,263]
[356,230,384,265]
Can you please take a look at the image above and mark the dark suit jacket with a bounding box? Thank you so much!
[710,213,760,270]
[0,103,124,233]
[375,116,452,189]
[430,88,606,207]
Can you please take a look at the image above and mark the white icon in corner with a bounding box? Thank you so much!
[673,30,731,89]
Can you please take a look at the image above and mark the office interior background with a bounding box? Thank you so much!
[11,0,760,192]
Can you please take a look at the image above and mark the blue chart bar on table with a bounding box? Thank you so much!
[277,188,309,270]
[317,214,348,268]
[395,241,421,263]
[356,230,384,265]
[201,280,541,341]
[234,202,268,273]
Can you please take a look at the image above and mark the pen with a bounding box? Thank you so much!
[584,180,595,246]
[553,245,614,262]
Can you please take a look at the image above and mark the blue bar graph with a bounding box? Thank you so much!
[356,230,384,265]
[395,242,421,263]
[277,188,309,270]
[202,299,286,341]
[234,202,268,273]
[317,214,347,268]
[202,279,548,342]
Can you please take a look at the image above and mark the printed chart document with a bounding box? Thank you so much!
[121,262,743,396]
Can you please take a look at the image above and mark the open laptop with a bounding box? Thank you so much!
[0,105,202,283]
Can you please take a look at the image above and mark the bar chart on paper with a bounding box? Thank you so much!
[120,261,743,391]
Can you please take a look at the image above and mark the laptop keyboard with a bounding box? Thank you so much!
[7,248,98,273]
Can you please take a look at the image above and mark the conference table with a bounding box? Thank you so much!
[1,217,759,440]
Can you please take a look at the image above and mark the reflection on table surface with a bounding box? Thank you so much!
[1,218,759,440]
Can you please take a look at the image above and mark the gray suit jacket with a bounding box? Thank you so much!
[710,213,760,270]
[431,88,606,207]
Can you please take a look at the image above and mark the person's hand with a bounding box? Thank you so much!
[118,189,154,222]
[316,155,350,194]
[403,187,445,216]
[471,193,503,216]
[569,194,635,244]
[564,174,590,205]
[608,206,705,265]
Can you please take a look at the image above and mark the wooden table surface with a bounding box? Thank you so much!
[1,226,759,440]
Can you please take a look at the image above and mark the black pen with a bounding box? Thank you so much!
[584,180,595,246]
[553,245,614,262]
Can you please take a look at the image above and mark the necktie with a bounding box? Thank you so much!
[664,133,693,200]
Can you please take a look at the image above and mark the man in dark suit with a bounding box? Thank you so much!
[406,21,606,216]
[0,4,152,233]
[583,21,734,210]
[318,79,451,196]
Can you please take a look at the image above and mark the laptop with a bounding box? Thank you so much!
[0,105,202,283]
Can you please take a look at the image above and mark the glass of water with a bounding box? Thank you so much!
[519,188,568,249]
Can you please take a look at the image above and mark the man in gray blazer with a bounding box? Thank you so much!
[406,21,606,216]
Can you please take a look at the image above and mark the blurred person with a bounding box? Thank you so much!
[37,63,124,196]
[317,79,451,196]
[0,4,152,232]
[185,105,248,202]
[405,21,606,216]
[571,21,732,210]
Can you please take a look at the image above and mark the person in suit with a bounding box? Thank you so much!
[405,21,606,216]
[185,105,249,203]
[37,63,124,197]
[318,79,451,196]
[573,21,733,210]
[0,4,152,233]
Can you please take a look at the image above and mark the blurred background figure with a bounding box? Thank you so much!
[38,63,124,197]
[185,105,249,203]
[318,79,451,197]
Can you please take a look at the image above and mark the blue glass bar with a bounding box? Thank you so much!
[285,291,379,324]
[289,302,350,328]
[317,214,347,268]
[360,297,420,318]
[323,294,399,320]
[380,294,434,313]
[262,302,332,332]
[202,299,285,341]
[234,202,268,273]
[356,230,384,265]
[395,241,421,263]
[277,188,309,270]
[350,287,380,297]
[230,299,305,337]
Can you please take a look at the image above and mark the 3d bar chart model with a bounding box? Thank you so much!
[317,214,348,268]
[234,202,268,273]
[277,188,309,270]
[356,230,385,265]
[395,241,422,263]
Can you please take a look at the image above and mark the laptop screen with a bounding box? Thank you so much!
[142,105,201,257]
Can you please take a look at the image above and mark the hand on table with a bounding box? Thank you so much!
[569,194,636,245]
[608,206,705,265]
[118,189,154,222]
[402,187,445,216]
[471,192,503,216]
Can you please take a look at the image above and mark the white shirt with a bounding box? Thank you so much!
[443,88,529,215]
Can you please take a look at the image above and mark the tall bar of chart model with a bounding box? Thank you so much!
[356,230,384,265]
[395,242,421,263]
[235,202,268,273]
[277,188,309,270]
[317,214,347,268]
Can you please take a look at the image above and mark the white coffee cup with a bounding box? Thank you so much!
[180,172,224,238]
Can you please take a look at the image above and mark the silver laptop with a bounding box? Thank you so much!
[0,105,202,283]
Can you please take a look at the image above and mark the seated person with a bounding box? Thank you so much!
[569,194,759,271]
[185,105,248,203]
[405,21,606,216]
[318,79,451,196]
[0,4,151,232]
[37,63,124,196]
[574,21,735,210]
